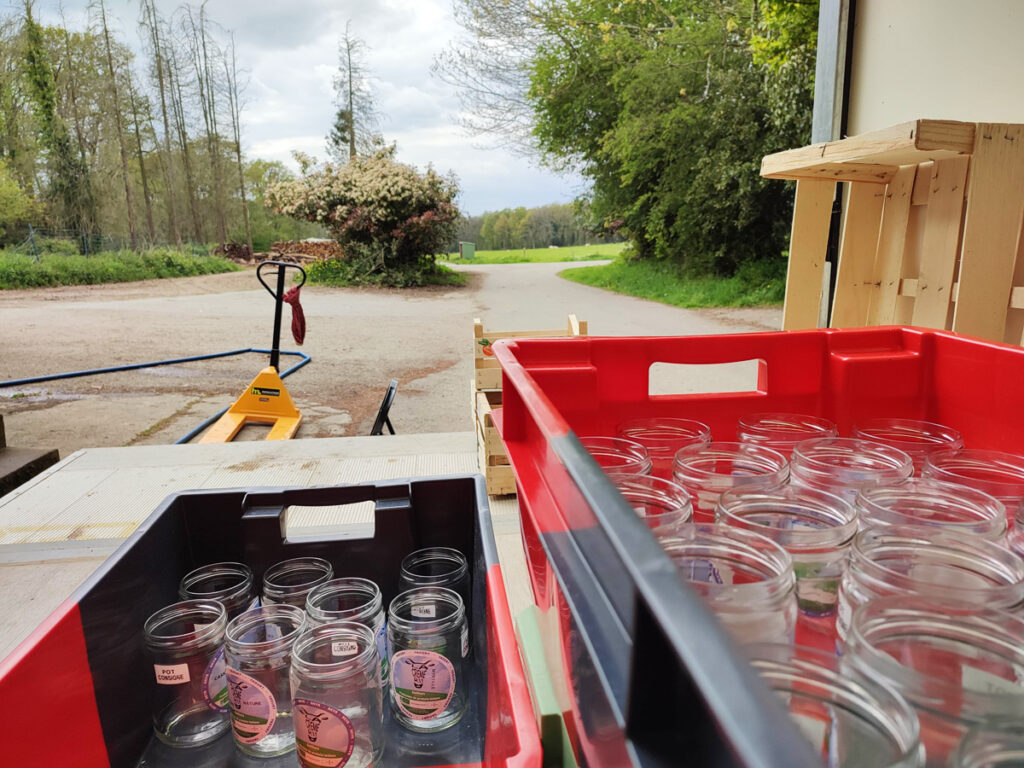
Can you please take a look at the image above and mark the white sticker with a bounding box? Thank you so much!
[411,603,436,618]
[154,663,190,685]
[791,712,828,752]
[962,665,1024,696]
[332,640,359,657]
[461,625,469,658]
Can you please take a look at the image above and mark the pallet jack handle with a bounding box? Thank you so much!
[257,260,307,371]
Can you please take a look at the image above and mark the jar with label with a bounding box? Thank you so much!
[616,418,711,479]
[790,438,913,504]
[387,587,468,732]
[736,412,838,458]
[306,578,389,689]
[855,479,1007,541]
[951,723,1024,767]
[746,643,923,767]
[661,524,797,645]
[853,418,964,473]
[579,436,653,476]
[672,442,789,523]
[290,621,384,768]
[262,556,333,608]
[716,486,856,640]
[611,474,693,541]
[224,603,307,757]
[836,525,1024,642]
[398,547,471,618]
[847,597,1024,767]
[143,599,230,747]
[179,562,257,619]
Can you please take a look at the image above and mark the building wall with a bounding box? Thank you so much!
[848,0,1024,134]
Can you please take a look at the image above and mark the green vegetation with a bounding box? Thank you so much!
[0,248,240,289]
[307,256,465,289]
[561,256,785,308]
[455,204,621,251]
[442,242,624,264]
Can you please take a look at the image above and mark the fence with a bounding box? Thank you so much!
[8,227,211,262]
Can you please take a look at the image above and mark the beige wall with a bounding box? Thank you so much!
[848,0,1024,134]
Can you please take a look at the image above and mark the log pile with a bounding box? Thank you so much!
[270,240,345,261]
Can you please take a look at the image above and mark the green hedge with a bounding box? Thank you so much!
[0,249,240,289]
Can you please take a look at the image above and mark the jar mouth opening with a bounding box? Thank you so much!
[306,578,383,622]
[717,487,857,548]
[580,436,653,473]
[792,438,914,477]
[613,475,693,520]
[262,557,333,595]
[662,525,795,593]
[738,413,838,444]
[616,419,712,454]
[388,587,465,633]
[672,442,789,481]
[180,562,253,600]
[144,600,226,649]
[857,481,1007,535]
[226,604,306,648]
[925,450,1024,499]
[853,418,964,453]
[292,621,377,672]
[400,548,469,583]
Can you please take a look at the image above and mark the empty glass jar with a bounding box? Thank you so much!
[923,449,1024,509]
[611,474,693,540]
[388,587,468,732]
[662,524,797,645]
[262,556,333,608]
[737,412,838,458]
[847,597,1024,767]
[290,621,384,768]
[178,562,257,620]
[616,418,711,479]
[951,723,1024,767]
[853,418,964,472]
[143,599,230,747]
[790,438,913,504]
[579,436,653,476]
[306,577,389,688]
[746,643,923,767]
[717,486,856,639]
[836,526,1024,641]
[672,442,789,523]
[855,479,1007,541]
[224,603,307,757]
[398,547,471,618]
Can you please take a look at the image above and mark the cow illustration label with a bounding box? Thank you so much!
[225,668,276,743]
[293,699,355,767]
[154,663,189,685]
[391,650,455,719]
[202,647,229,712]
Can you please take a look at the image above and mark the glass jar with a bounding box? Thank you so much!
[579,436,653,476]
[224,603,307,757]
[836,526,1024,642]
[855,479,1007,541]
[672,441,789,523]
[737,412,838,458]
[398,547,471,616]
[1008,505,1024,561]
[717,486,856,640]
[306,578,389,688]
[746,643,923,767]
[387,587,468,732]
[923,449,1024,509]
[952,723,1024,767]
[611,474,693,541]
[853,418,964,473]
[616,418,711,479]
[262,556,333,608]
[847,597,1024,767]
[178,562,257,620]
[790,438,913,504]
[661,524,797,645]
[290,621,384,768]
[143,599,230,747]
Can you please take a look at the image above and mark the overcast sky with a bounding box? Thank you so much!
[24,0,585,215]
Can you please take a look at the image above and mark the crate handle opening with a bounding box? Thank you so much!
[648,360,766,397]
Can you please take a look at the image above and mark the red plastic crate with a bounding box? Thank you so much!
[492,326,1024,767]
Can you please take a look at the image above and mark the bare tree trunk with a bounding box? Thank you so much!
[187,5,227,243]
[225,34,252,253]
[346,36,355,160]
[57,18,99,228]
[98,0,138,250]
[168,46,203,243]
[127,72,156,244]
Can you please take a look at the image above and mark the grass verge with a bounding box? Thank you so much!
[0,248,240,289]
[560,256,785,308]
[442,242,625,264]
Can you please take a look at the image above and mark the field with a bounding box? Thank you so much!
[443,242,624,264]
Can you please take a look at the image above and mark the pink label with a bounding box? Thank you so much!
[391,650,455,720]
[225,668,276,743]
[203,647,228,712]
[293,698,355,767]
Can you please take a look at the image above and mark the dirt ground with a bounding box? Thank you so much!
[0,263,780,459]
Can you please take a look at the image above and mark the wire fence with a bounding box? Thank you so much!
[8,226,212,262]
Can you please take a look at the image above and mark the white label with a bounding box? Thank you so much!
[411,603,436,618]
[332,640,359,657]
[791,712,829,752]
[154,663,190,685]
[962,665,1024,696]
[461,625,469,658]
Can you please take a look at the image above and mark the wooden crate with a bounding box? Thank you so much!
[761,119,1024,344]
[474,314,587,391]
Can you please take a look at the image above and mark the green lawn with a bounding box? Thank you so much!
[0,249,240,289]
[560,257,785,308]
[442,242,625,264]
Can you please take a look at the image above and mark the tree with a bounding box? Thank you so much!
[224,32,252,252]
[0,158,35,242]
[326,21,381,162]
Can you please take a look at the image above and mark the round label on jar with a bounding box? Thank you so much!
[293,698,355,767]
[225,668,276,743]
[391,650,455,720]
[202,647,229,712]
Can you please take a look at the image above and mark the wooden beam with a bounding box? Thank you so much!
[762,162,897,183]
[911,162,933,205]
[866,166,916,325]
[953,123,1024,340]
[831,184,885,327]
[782,180,836,330]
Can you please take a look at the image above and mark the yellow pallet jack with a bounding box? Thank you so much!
[200,261,306,443]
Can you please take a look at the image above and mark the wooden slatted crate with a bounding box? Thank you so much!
[762,119,1024,343]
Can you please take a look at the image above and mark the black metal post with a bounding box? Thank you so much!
[270,265,285,371]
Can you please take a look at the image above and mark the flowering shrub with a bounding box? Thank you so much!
[265,147,460,272]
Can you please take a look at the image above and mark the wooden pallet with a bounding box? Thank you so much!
[761,119,1024,344]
